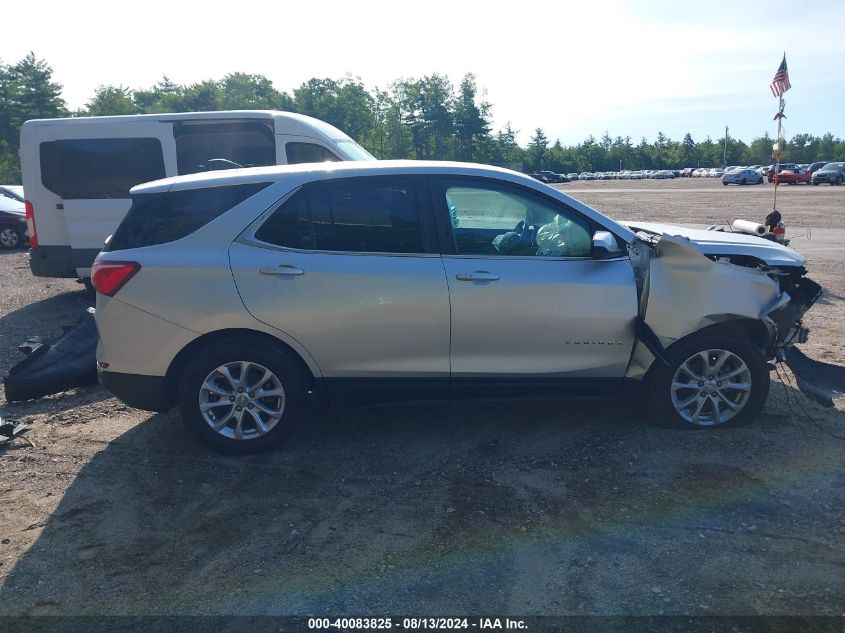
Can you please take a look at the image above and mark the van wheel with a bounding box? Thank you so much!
[0,225,23,249]
[177,339,309,453]
[645,332,769,429]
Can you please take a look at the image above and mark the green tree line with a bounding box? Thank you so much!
[2,52,844,182]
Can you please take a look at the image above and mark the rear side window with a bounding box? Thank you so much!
[106,182,271,251]
[255,178,423,254]
[175,122,276,175]
[285,142,340,165]
[40,138,165,199]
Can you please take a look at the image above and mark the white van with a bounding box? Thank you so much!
[20,110,375,279]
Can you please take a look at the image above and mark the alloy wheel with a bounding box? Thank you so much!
[198,361,285,440]
[670,349,752,426]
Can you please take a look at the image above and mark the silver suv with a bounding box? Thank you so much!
[93,161,821,453]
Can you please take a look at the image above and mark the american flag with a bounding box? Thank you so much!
[770,55,791,98]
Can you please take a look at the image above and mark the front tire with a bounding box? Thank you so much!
[645,331,770,429]
[0,225,23,250]
[177,338,310,453]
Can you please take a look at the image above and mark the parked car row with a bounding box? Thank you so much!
[689,168,726,178]
[528,161,843,185]
[532,169,698,182]
[764,161,841,184]
[529,170,569,183]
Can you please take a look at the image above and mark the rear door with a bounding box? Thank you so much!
[432,176,638,394]
[229,175,451,402]
[36,121,175,274]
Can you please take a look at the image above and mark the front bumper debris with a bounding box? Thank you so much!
[784,347,845,407]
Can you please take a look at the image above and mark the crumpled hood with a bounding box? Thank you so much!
[621,221,806,267]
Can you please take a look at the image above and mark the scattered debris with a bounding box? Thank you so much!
[0,417,35,448]
[3,308,98,402]
[784,347,845,408]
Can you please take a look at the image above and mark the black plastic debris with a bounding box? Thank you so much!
[0,417,34,448]
[784,347,845,408]
[3,309,98,402]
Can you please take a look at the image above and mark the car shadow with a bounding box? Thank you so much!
[1,382,844,617]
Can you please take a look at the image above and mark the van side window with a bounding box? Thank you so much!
[255,178,423,254]
[174,122,276,175]
[106,182,271,251]
[285,143,340,165]
[39,138,165,199]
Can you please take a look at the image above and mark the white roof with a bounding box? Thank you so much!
[21,110,353,142]
[131,160,637,243]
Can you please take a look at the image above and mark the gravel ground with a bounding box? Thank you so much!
[0,178,843,617]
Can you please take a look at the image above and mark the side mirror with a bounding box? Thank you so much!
[592,231,622,258]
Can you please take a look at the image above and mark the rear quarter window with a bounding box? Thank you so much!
[105,182,270,251]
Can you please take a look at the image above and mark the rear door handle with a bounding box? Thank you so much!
[456,270,500,282]
[259,265,304,276]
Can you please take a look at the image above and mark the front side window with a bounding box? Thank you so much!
[285,142,341,165]
[175,121,276,175]
[442,180,593,258]
[255,178,423,254]
[40,138,165,199]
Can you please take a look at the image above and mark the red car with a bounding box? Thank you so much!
[773,167,810,185]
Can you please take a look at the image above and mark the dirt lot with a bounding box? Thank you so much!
[0,178,843,617]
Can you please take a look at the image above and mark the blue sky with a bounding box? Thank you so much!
[3,0,843,146]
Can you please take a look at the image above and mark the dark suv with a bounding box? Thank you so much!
[810,162,845,185]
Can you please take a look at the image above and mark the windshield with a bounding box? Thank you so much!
[335,140,376,161]
[823,162,844,170]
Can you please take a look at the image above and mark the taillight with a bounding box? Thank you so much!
[91,261,141,296]
[24,200,37,248]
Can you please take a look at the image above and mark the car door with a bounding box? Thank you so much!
[229,175,451,403]
[431,176,638,395]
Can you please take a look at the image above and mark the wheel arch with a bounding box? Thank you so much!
[665,317,773,357]
[634,316,772,381]
[162,328,319,410]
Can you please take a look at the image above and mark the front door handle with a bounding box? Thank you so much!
[456,270,500,282]
[259,265,305,276]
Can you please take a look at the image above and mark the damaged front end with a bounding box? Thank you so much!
[624,227,822,379]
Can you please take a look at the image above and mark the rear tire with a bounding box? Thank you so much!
[645,331,770,429]
[177,338,310,454]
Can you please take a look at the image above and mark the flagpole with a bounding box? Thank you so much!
[773,95,784,212]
